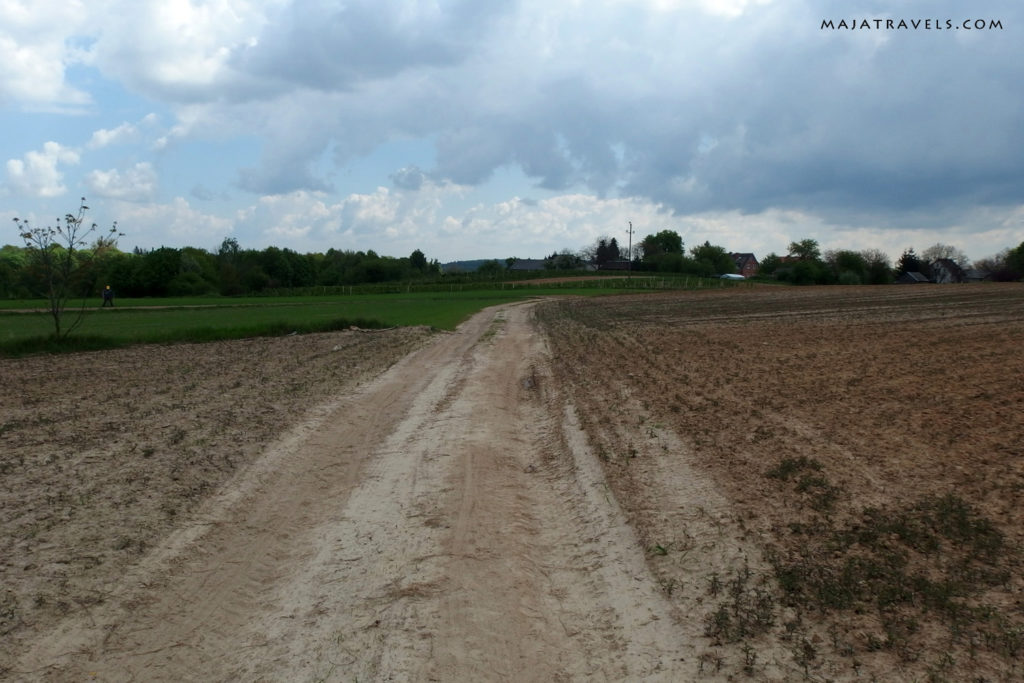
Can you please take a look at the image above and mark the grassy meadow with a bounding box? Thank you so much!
[0,277,742,355]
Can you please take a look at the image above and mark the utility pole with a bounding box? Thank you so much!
[627,221,634,279]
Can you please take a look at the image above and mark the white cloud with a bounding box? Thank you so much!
[0,0,97,110]
[112,196,233,246]
[235,191,336,245]
[4,141,80,197]
[87,122,141,149]
[90,0,279,101]
[85,162,158,201]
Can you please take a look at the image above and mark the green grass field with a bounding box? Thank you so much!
[3,278,741,355]
[0,276,752,356]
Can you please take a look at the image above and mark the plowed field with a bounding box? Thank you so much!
[1,284,1021,681]
[537,283,1024,680]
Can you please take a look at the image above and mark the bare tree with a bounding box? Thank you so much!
[921,243,969,269]
[13,198,122,339]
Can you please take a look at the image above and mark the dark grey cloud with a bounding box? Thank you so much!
[233,0,514,92]
[238,155,333,195]
[599,0,1024,221]
[166,0,1022,232]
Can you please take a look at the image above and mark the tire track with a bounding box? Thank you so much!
[16,302,691,682]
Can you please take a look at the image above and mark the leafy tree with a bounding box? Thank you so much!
[12,197,121,338]
[638,230,684,272]
[640,230,684,260]
[979,242,1024,281]
[140,247,182,296]
[216,237,246,295]
[644,252,686,273]
[690,241,736,276]
[1005,242,1024,281]
[218,237,241,260]
[168,271,216,296]
[544,249,584,270]
[409,249,428,272]
[825,250,868,285]
[350,254,405,283]
[476,259,504,278]
[788,238,822,261]
[260,246,313,288]
[783,258,828,285]
[0,245,31,298]
[758,253,783,277]
[861,249,893,285]
[180,247,216,276]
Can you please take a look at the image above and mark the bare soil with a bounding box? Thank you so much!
[1,284,1021,681]
[538,283,1024,681]
[0,327,434,677]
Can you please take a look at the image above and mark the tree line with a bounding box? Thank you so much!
[6,208,1022,303]
[542,231,1024,285]
[759,239,1024,285]
[0,235,444,300]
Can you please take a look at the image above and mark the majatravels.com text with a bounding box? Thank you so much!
[822,18,1003,31]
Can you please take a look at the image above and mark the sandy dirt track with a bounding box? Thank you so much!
[11,303,693,681]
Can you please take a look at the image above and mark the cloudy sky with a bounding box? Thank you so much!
[2,0,1021,263]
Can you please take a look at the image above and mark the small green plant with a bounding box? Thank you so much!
[768,493,1016,664]
[703,565,776,644]
[766,456,822,481]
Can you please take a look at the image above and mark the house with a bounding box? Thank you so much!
[896,271,931,284]
[965,268,992,282]
[730,253,760,278]
[598,260,633,271]
[930,258,967,284]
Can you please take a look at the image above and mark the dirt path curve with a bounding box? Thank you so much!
[16,302,689,682]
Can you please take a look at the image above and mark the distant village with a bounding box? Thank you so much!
[4,230,1021,301]
[451,234,1024,286]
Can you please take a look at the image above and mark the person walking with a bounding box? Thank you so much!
[102,285,115,307]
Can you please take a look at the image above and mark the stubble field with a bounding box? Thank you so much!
[536,283,1024,680]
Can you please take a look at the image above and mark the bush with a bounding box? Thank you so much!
[837,270,862,285]
[167,272,217,296]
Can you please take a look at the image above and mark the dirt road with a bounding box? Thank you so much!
[15,303,689,681]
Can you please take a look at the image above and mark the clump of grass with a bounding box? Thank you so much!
[703,564,776,644]
[768,493,1016,661]
[767,456,841,512]
[766,455,823,481]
